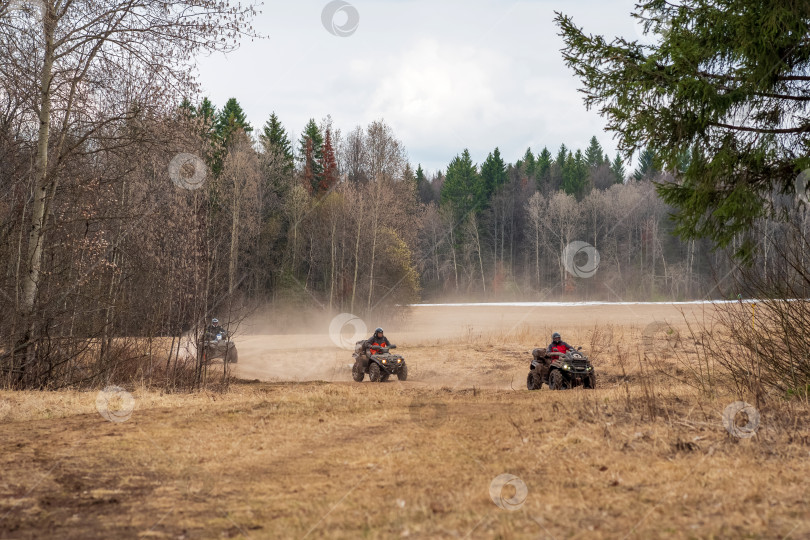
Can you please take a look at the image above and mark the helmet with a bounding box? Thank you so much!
[212,318,219,325]
[375,327,384,334]
[552,332,561,340]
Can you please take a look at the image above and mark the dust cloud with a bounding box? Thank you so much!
[229,302,718,386]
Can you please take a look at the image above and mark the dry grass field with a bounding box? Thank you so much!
[1,303,809,539]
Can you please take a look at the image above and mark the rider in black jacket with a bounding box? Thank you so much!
[365,327,392,355]
[205,318,228,340]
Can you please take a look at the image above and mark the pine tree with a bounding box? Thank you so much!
[298,119,323,167]
[555,144,568,169]
[215,97,252,144]
[317,128,338,196]
[196,97,217,125]
[415,164,426,186]
[536,147,552,178]
[521,147,536,179]
[440,149,483,220]
[535,147,552,191]
[633,146,658,181]
[610,153,626,184]
[562,149,589,198]
[584,136,604,169]
[302,138,316,194]
[194,97,218,143]
[480,147,507,203]
[556,1,810,255]
[260,112,294,173]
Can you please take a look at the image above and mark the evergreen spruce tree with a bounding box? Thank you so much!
[555,144,568,169]
[196,97,217,125]
[440,149,483,220]
[215,97,252,144]
[260,112,294,173]
[610,153,626,184]
[521,147,536,180]
[633,146,658,181]
[584,136,604,169]
[298,118,324,188]
[318,128,338,196]
[562,149,589,198]
[480,147,507,203]
[536,147,552,191]
[556,0,810,256]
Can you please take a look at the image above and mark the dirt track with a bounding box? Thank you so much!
[4,302,809,539]
[232,303,718,385]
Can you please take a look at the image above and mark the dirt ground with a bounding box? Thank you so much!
[2,303,809,539]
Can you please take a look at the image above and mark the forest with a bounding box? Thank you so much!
[2,95,799,363]
[2,0,806,389]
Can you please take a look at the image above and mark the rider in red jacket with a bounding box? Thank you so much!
[547,332,573,356]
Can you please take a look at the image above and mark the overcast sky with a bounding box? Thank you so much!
[195,0,649,175]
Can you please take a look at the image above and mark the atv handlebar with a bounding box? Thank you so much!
[548,349,579,356]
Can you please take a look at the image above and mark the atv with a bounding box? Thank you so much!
[351,341,407,382]
[527,347,595,390]
[202,332,238,364]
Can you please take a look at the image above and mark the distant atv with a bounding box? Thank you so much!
[202,332,238,364]
[527,347,595,390]
[352,341,407,382]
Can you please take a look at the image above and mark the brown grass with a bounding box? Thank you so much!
[1,318,809,539]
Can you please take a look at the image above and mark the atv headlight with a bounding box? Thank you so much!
[397,358,402,363]
[382,359,387,364]
[563,364,569,370]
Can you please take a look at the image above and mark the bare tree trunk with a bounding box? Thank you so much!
[450,227,459,291]
[229,196,240,296]
[535,226,540,288]
[350,207,362,313]
[469,215,486,294]
[20,23,56,372]
[329,218,336,310]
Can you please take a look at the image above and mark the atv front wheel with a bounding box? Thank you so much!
[225,347,238,364]
[351,361,365,382]
[397,364,408,381]
[527,372,541,390]
[549,369,568,390]
[585,372,596,389]
[369,362,382,382]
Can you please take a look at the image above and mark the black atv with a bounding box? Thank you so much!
[351,341,407,382]
[527,347,595,390]
[202,331,238,364]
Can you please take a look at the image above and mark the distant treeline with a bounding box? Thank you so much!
[1,92,796,386]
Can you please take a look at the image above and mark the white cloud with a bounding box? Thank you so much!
[195,0,642,174]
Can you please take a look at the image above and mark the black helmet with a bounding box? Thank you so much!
[375,327,383,334]
[552,332,561,340]
[212,318,219,325]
